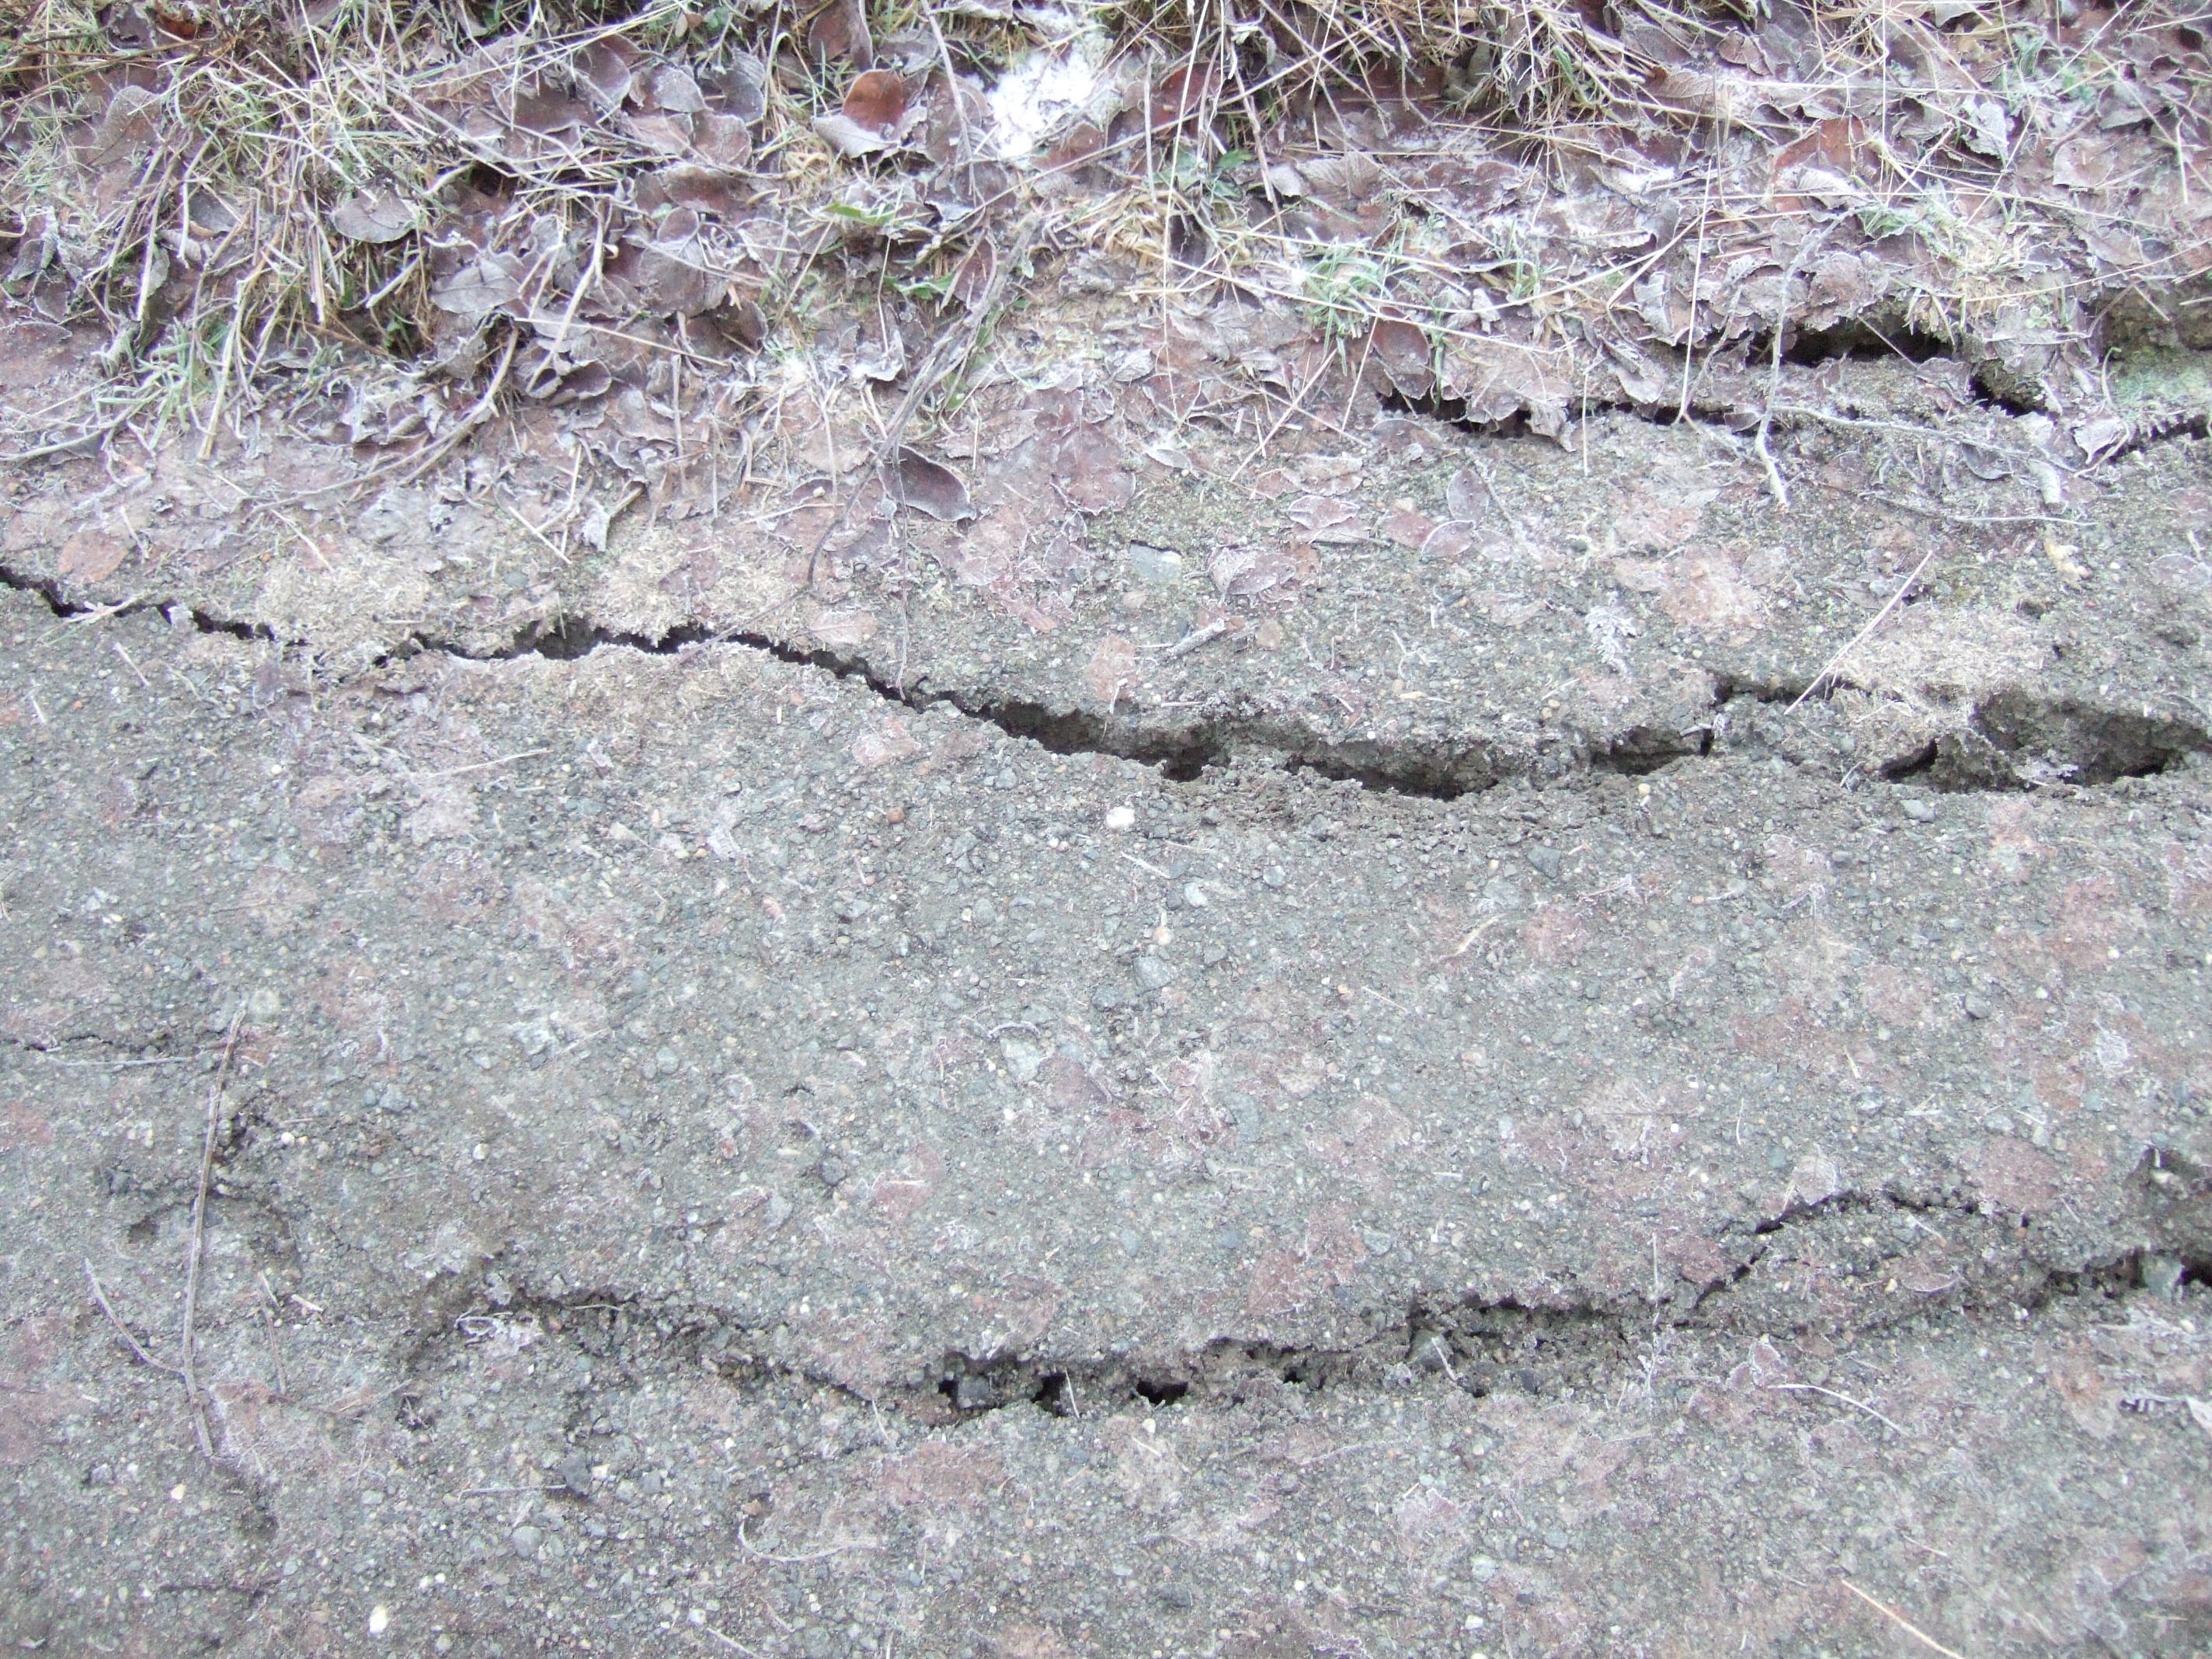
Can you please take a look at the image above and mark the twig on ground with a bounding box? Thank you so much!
[1754,224,1835,508]
[736,1521,882,1565]
[701,1626,767,1657]
[1786,544,1937,712]
[1768,1380,1906,1436]
[85,1261,183,1377]
[407,748,551,780]
[179,1007,244,1461]
[1155,617,1229,659]
[1839,1579,1969,1658]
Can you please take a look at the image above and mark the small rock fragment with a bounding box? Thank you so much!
[2141,1254,2185,1301]
[559,1452,594,1497]
[1105,805,1136,832]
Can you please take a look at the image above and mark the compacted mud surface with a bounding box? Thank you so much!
[2,358,2210,1654]
[7,2,2212,1649]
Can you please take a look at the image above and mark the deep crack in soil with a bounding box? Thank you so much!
[7,558,2204,801]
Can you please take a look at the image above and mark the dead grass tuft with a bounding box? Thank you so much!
[0,0,2205,505]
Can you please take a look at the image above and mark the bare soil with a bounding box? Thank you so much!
[3,6,2212,1648]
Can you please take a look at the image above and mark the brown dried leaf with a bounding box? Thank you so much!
[691,111,752,169]
[574,37,638,107]
[1286,495,1362,542]
[811,607,881,649]
[713,55,769,123]
[1420,522,1475,562]
[807,0,875,68]
[885,447,973,520]
[1055,428,1134,512]
[645,163,752,218]
[1148,64,1219,131]
[842,69,908,140]
[626,111,696,156]
[812,112,892,157]
[1083,635,1137,704]
[329,190,415,244]
[430,254,523,317]
[2053,131,2120,189]
[649,64,706,114]
[58,528,127,584]
[1208,543,1300,598]
[1368,318,1432,398]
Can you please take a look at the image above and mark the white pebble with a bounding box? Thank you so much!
[1104,805,1136,832]
[369,1605,391,1636]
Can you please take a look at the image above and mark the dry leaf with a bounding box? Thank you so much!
[649,64,706,114]
[1367,318,1432,398]
[1208,543,1300,598]
[813,112,892,156]
[573,37,638,106]
[811,607,881,649]
[1083,635,1137,704]
[58,528,127,584]
[886,448,973,520]
[842,69,909,140]
[431,254,523,317]
[328,190,414,244]
[807,0,875,68]
[1286,495,1362,542]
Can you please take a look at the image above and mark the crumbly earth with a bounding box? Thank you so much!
[2,336,2210,1657]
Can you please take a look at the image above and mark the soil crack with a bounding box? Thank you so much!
[6,561,2205,798]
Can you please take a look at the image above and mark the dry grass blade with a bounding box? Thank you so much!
[85,1259,183,1377]
[1839,1579,1971,1659]
[1787,545,1938,713]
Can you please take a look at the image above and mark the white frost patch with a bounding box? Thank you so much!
[986,22,1111,159]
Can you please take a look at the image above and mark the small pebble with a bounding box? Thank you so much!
[559,1452,594,1497]
[1183,881,1209,908]
[510,1524,542,1559]
[1157,1583,1196,1611]
[1262,865,1287,889]
[1104,806,1136,832]
[817,1156,848,1188]
[1903,798,1937,822]
[369,1605,390,1636]
[1134,955,1174,991]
